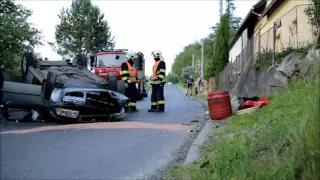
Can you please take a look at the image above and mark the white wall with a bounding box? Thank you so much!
[229,37,242,63]
[242,29,248,48]
[229,28,248,63]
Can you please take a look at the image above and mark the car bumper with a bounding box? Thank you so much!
[48,104,125,122]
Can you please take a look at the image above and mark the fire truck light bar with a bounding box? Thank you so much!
[102,48,129,52]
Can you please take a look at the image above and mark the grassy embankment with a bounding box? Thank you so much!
[168,75,320,180]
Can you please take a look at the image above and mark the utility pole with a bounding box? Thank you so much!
[192,53,195,79]
[201,39,204,79]
[192,53,195,69]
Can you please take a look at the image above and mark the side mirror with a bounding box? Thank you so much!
[90,56,95,67]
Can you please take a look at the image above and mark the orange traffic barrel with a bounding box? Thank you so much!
[207,90,232,120]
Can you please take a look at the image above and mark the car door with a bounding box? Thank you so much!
[3,81,42,109]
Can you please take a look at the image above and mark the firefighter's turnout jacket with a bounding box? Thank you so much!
[121,60,138,83]
[151,60,166,85]
[150,59,166,110]
[121,60,138,109]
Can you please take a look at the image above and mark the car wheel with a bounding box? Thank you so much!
[43,71,57,100]
[107,72,118,92]
[21,52,36,81]
[73,53,88,68]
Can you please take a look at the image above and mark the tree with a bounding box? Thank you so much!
[204,33,216,79]
[171,42,201,80]
[226,0,243,41]
[212,14,230,78]
[166,72,179,84]
[305,0,320,45]
[0,0,42,75]
[50,0,115,57]
[226,0,236,16]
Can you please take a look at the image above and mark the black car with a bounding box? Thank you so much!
[3,52,128,122]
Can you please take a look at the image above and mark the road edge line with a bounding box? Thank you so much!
[184,97,213,165]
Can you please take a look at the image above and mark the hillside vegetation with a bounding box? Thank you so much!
[167,72,320,179]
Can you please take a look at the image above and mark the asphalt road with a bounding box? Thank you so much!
[0,84,204,180]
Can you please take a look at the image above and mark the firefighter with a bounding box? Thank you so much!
[121,51,139,112]
[148,50,166,112]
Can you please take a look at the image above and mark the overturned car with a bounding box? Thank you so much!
[3,52,129,122]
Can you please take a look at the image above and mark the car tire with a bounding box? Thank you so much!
[43,71,57,100]
[73,53,88,68]
[107,72,118,92]
[21,52,36,81]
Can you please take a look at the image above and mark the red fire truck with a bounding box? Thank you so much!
[89,49,148,100]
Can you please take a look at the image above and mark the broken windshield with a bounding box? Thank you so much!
[96,54,126,67]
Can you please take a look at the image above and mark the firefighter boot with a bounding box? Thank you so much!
[148,105,159,112]
[124,104,130,113]
[148,108,159,112]
[158,104,165,112]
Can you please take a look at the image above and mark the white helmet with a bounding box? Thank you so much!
[151,50,162,58]
[125,51,137,60]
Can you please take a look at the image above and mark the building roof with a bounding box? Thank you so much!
[260,0,282,18]
[229,0,267,50]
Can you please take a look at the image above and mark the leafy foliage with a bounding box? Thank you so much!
[181,65,194,81]
[49,0,115,57]
[0,0,42,75]
[212,14,230,78]
[305,0,320,44]
[166,72,180,84]
[171,42,201,79]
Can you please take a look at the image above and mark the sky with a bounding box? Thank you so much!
[16,0,258,76]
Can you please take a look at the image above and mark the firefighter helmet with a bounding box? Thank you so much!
[125,51,137,60]
[151,50,162,58]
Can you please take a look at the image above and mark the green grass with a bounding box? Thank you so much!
[195,94,207,101]
[166,76,320,180]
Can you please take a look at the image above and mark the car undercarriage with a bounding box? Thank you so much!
[3,52,129,123]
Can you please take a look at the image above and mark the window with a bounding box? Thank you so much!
[96,54,126,67]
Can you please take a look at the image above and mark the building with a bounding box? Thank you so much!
[254,0,313,55]
[229,0,313,64]
[228,0,267,63]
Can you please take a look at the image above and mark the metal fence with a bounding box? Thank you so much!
[218,39,253,92]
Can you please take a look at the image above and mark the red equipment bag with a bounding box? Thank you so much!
[240,97,270,109]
